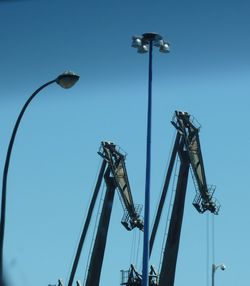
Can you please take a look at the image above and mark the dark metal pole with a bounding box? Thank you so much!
[212,264,215,286]
[0,79,56,283]
[142,40,153,286]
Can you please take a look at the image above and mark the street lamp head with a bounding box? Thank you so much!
[213,263,226,272]
[56,71,80,89]
[159,41,170,53]
[220,264,226,271]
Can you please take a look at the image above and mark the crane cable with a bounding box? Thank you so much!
[212,214,215,264]
[83,180,106,284]
[129,228,142,270]
[135,230,142,267]
[206,213,209,286]
[129,229,137,265]
[151,129,177,232]
[142,128,179,272]
[127,129,178,273]
[127,128,179,273]
[206,212,215,286]
[66,158,103,284]
[158,155,180,272]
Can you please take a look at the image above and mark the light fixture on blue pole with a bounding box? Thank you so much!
[131,33,170,286]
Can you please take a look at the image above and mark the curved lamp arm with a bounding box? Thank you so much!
[212,263,226,286]
[0,71,79,283]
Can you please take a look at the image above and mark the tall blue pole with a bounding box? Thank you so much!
[142,40,153,286]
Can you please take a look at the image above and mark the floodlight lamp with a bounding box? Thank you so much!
[154,39,164,47]
[132,36,142,48]
[159,41,170,53]
[137,44,148,54]
[56,71,80,89]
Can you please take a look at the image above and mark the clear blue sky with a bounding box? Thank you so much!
[1,0,250,285]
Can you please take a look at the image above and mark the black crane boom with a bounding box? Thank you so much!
[98,141,143,231]
[67,141,143,286]
[171,111,220,214]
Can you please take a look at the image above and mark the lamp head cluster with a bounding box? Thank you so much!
[132,32,170,54]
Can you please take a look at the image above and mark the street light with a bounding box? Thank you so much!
[0,71,80,283]
[131,32,170,286]
[212,263,226,286]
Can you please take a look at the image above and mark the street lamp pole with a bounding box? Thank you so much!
[0,71,80,284]
[131,33,170,286]
[143,38,153,286]
[212,265,215,286]
[212,263,226,286]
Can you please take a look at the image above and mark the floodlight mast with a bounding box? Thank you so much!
[131,32,170,286]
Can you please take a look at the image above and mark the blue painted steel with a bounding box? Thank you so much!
[142,40,153,286]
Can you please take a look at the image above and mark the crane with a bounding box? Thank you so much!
[98,141,143,231]
[65,141,143,286]
[121,110,220,286]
